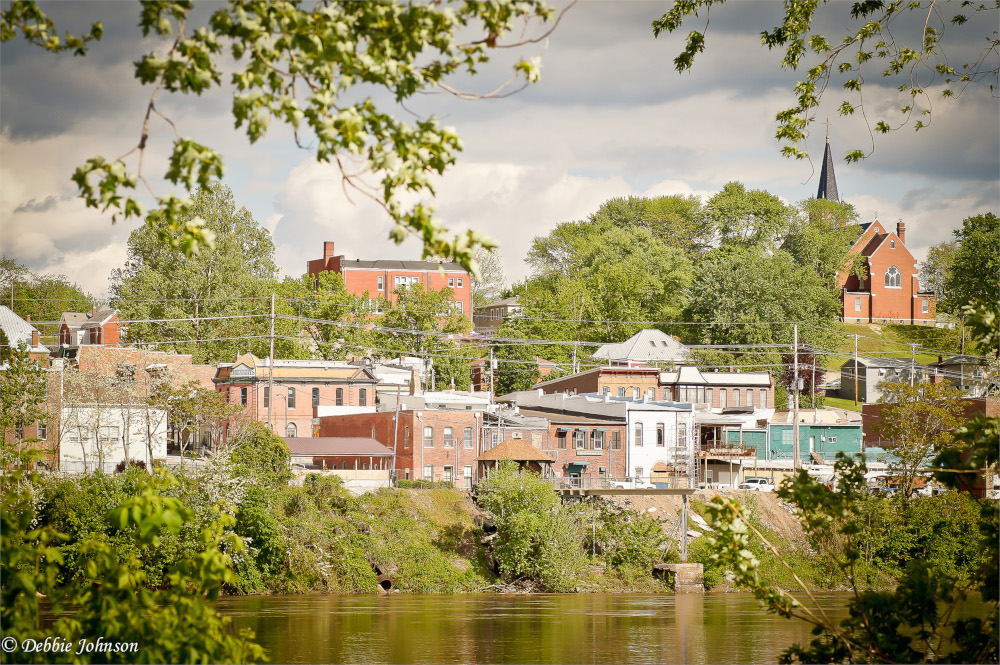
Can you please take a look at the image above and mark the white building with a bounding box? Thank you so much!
[59,404,167,473]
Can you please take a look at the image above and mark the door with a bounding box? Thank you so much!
[443,466,454,483]
[463,465,473,490]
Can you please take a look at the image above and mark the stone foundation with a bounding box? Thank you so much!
[654,563,705,593]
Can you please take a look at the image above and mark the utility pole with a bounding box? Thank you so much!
[853,334,859,407]
[489,346,495,398]
[793,323,801,471]
[267,293,275,431]
[910,343,917,387]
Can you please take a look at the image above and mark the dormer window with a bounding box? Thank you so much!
[884,266,901,288]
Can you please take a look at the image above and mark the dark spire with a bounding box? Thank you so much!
[817,128,840,202]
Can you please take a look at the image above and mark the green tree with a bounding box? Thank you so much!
[110,182,280,364]
[653,1,999,163]
[0,340,48,464]
[491,343,541,396]
[919,240,959,312]
[1,0,557,271]
[0,256,93,326]
[873,382,967,497]
[587,194,710,260]
[945,212,999,312]
[785,198,868,285]
[707,181,795,250]
[471,247,507,309]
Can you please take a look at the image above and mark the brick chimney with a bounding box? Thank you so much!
[896,220,905,244]
[323,241,335,259]
[31,328,39,349]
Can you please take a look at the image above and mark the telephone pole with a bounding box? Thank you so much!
[793,323,801,471]
[267,293,275,430]
[853,334,860,406]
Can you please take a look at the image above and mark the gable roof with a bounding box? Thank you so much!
[840,355,925,370]
[0,305,49,354]
[284,437,393,457]
[475,439,554,463]
[593,329,690,364]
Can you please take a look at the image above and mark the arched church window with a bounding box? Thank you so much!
[885,266,901,288]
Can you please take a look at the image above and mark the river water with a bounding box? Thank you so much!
[218,592,859,664]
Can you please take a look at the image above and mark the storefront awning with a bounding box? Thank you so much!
[567,461,590,468]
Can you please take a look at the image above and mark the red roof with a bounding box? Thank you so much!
[283,437,393,457]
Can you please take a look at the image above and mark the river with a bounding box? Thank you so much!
[218,592,860,664]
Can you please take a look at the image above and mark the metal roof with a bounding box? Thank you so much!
[817,136,840,202]
[593,328,690,364]
[283,437,393,457]
[0,305,49,353]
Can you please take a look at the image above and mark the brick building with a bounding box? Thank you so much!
[838,220,936,325]
[531,366,662,400]
[58,306,125,355]
[307,241,472,317]
[0,305,50,362]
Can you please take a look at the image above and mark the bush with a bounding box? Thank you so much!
[230,422,291,485]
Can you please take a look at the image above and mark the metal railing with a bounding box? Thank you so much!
[536,476,693,490]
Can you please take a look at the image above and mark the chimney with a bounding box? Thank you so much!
[896,220,905,243]
[31,329,39,349]
[323,241,335,259]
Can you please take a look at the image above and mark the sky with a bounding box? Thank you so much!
[2,1,998,299]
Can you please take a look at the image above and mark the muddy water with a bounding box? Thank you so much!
[218,592,858,664]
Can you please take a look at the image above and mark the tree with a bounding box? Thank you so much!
[706,181,795,250]
[784,198,868,285]
[919,240,958,312]
[0,341,48,464]
[0,256,93,325]
[471,247,507,309]
[110,182,281,365]
[873,381,967,497]
[587,194,711,260]
[1,1,559,273]
[653,1,999,163]
[491,343,542,396]
[945,212,999,313]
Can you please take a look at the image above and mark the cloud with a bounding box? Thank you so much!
[13,195,60,214]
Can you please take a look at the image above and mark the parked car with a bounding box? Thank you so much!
[738,477,776,492]
[612,477,656,490]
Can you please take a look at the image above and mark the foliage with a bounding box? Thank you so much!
[944,212,1000,314]
[919,241,958,312]
[586,499,667,569]
[653,1,999,162]
[707,181,795,250]
[491,343,541,396]
[229,421,291,486]
[471,247,507,309]
[784,198,867,284]
[1,468,265,664]
[476,461,586,591]
[873,381,966,497]
[1,0,557,272]
[0,256,93,325]
[109,182,281,365]
[0,341,48,464]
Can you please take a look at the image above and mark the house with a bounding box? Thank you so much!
[592,328,690,367]
[837,220,936,326]
[659,366,774,410]
[839,356,929,403]
[472,296,521,334]
[284,436,394,470]
[213,353,379,439]
[307,241,472,317]
[929,354,993,397]
[59,404,167,473]
[0,305,50,362]
[533,366,662,400]
[57,306,125,355]
[766,409,864,463]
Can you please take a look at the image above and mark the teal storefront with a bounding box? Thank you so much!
[763,424,863,462]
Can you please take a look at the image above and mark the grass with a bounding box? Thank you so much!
[822,322,964,371]
[822,396,863,412]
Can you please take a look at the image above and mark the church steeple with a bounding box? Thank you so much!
[817,125,840,202]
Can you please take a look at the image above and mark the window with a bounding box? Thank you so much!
[706,387,713,406]
[423,465,433,482]
[557,431,567,449]
[635,467,644,479]
[634,423,643,447]
[662,388,671,400]
[464,465,473,489]
[336,388,344,406]
[443,466,454,482]
[377,275,384,291]
[855,296,862,312]
[457,278,463,287]
[574,430,586,449]
[890,240,895,249]
[617,387,626,397]
[38,422,46,441]
[423,426,435,447]
[922,298,929,314]
[448,277,455,287]
[359,388,367,407]
[885,265,902,288]
[677,423,687,450]
[492,431,501,445]
[647,387,655,400]
[312,387,320,408]
[598,466,607,478]
[287,387,296,409]
[591,430,604,450]
[720,389,727,408]
[454,301,463,314]
[733,390,740,407]
[656,423,665,446]
[697,386,705,404]
[611,431,622,450]
[263,387,270,408]
[285,422,297,437]
[240,387,248,406]
[404,469,410,480]
[14,422,23,440]
[444,427,454,448]
[464,427,473,449]
[759,389,767,408]
[632,387,640,399]
[98,426,120,443]
[404,425,410,449]
[603,386,610,396]
[394,275,419,288]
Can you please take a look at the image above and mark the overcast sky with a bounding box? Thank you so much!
[2,1,997,298]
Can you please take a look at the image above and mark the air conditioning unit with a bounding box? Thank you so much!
[512,432,523,439]
[829,436,837,444]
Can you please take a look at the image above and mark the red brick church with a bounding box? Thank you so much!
[817,135,936,326]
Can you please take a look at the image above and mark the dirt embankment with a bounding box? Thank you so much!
[609,490,806,547]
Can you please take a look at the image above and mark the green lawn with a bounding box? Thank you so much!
[822,322,964,371]
[821,396,863,413]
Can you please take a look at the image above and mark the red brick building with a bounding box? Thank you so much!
[213,354,378,439]
[317,408,482,489]
[531,366,662,400]
[58,306,125,354]
[307,241,472,317]
[838,220,936,325]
